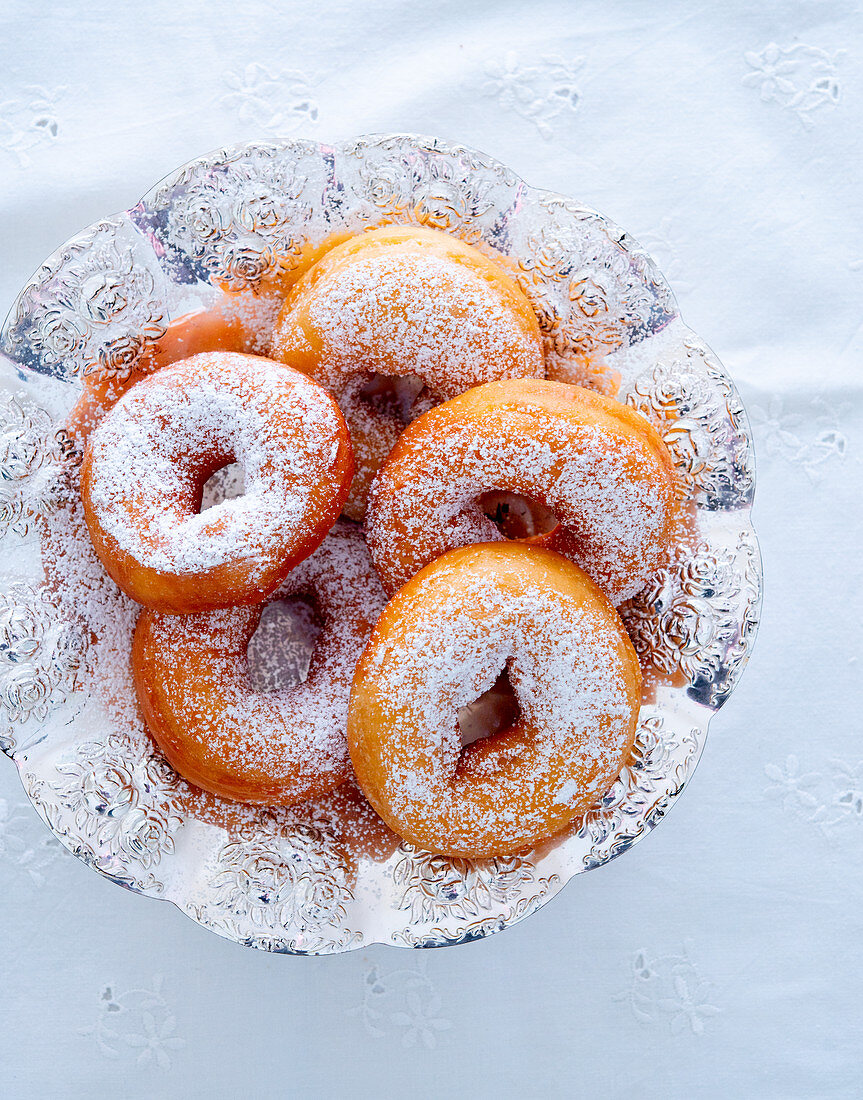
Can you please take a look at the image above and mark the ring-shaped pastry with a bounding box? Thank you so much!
[133,522,386,805]
[366,378,680,603]
[348,542,642,857]
[80,351,354,613]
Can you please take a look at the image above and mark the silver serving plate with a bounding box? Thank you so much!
[0,134,761,953]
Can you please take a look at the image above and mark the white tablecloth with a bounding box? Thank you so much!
[1,2,861,1096]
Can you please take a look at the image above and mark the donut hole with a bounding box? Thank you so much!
[200,462,245,510]
[478,491,559,540]
[247,595,323,693]
[358,372,429,424]
[458,667,521,748]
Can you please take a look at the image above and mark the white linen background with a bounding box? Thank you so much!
[1,0,861,1096]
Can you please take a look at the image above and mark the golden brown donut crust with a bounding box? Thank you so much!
[133,523,386,805]
[80,351,354,613]
[348,542,642,858]
[366,377,681,603]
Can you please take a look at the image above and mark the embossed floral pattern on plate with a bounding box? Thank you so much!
[0,134,761,953]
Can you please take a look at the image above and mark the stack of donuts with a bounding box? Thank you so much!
[75,225,681,859]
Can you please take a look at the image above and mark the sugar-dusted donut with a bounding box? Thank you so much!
[133,522,386,805]
[271,225,545,519]
[366,378,680,603]
[348,542,642,857]
[80,351,354,613]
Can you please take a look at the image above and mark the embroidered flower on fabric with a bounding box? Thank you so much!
[483,52,584,139]
[764,754,863,839]
[830,761,863,820]
[743,43,843,128]
[390,990,452,1050]
[222,63,319,132]
[0,797,64,885]
[80,976,185,1071]
[350,959,452,1049]
[749,395,847,484]
[810,761,863,837]
[656,972,722,1036]
[764,755,821,815]
[0,85,66,167]
[614,948,720,1035]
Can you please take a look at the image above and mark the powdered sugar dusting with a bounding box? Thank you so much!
[298,252,544,397]
[218,289,283,356]
[367,398,676,602]
[84,352,346,573]
[139,522,387,801]
[42,488,145,733]
[357,561,637,852]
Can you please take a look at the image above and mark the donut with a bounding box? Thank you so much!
[133,522,386,805]
[366,378,680,604]
[271,225,545,519]
[348,542,642,857]
[80,351,353,613]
